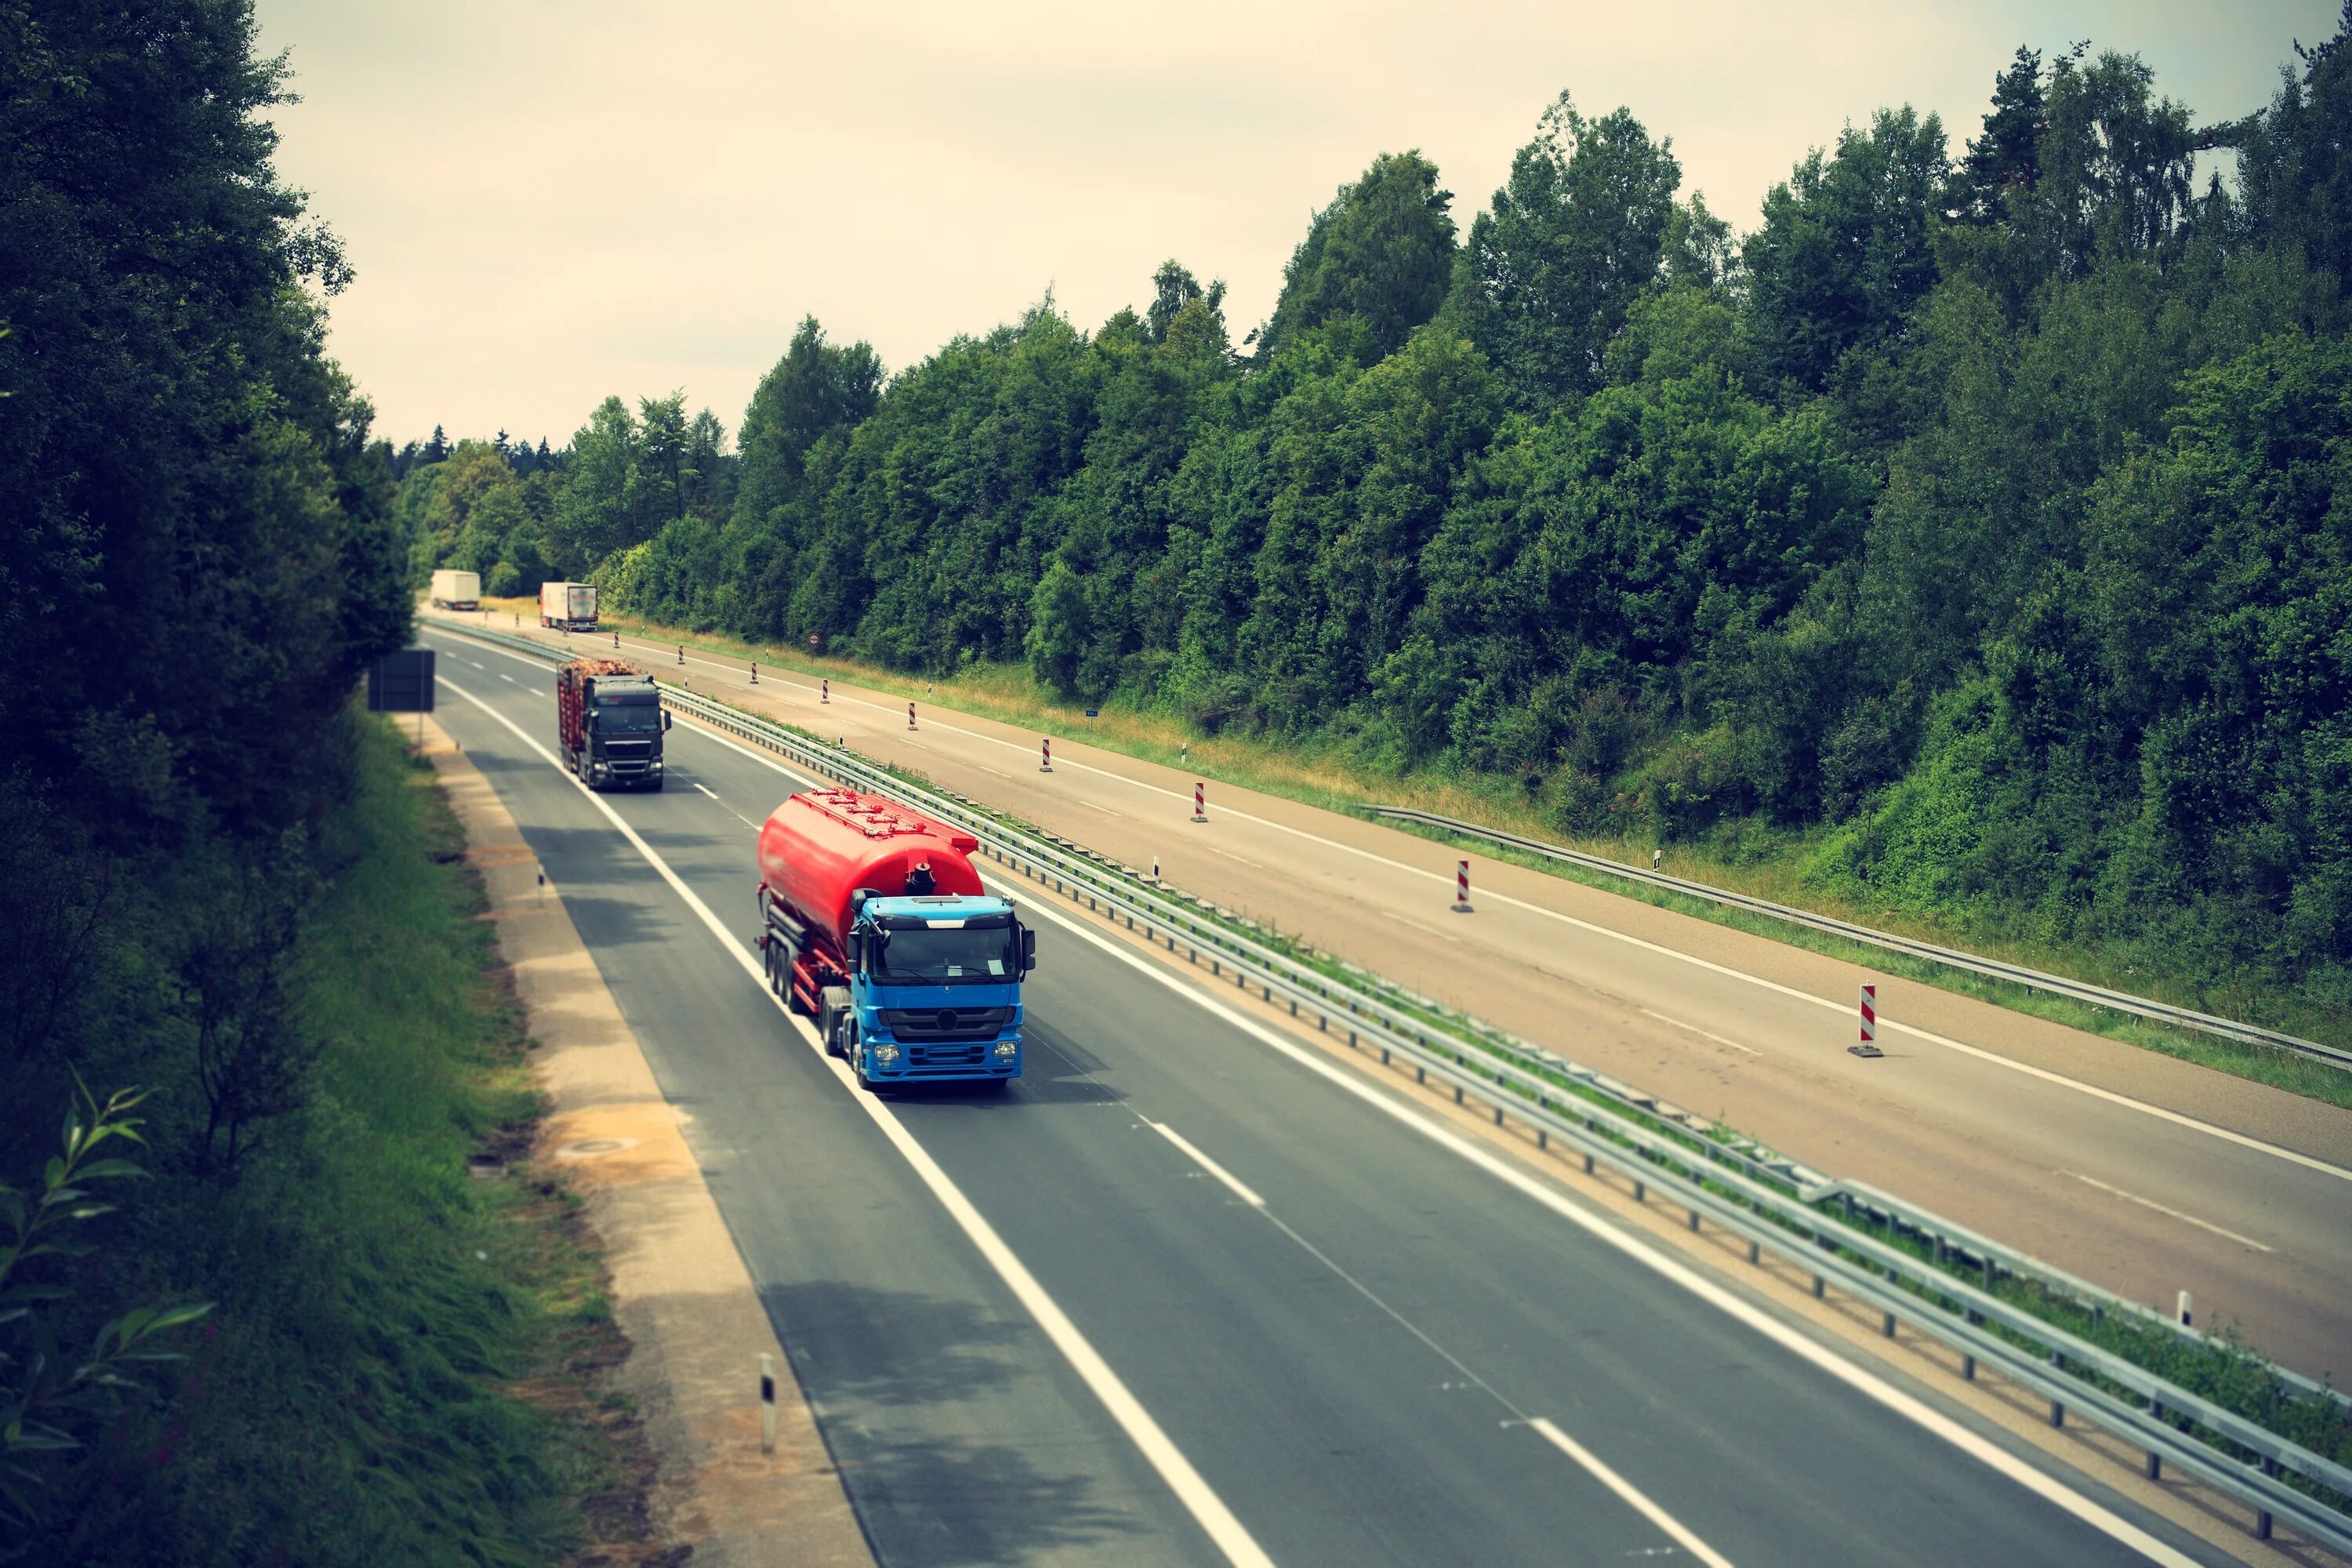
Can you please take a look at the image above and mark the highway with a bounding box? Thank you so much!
[430,613,2352,1379]
[420,625,2230,1568]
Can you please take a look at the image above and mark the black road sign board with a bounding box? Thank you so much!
[368,648,436,713]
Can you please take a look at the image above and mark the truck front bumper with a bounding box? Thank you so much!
[856,1031,1020,1080]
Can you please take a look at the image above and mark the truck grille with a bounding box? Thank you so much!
[907,1043,987,1070]
[880,1006,1014,1042]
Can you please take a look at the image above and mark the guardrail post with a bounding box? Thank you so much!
[2049,1350,2067,1427]
[2145,1401,2161,1479]
[2258,1457,2278,1538]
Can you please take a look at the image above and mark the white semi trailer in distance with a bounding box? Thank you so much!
[430,568,480,610]
[539,580,598,631]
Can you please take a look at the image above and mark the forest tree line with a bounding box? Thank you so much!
[409,20,2352,1007]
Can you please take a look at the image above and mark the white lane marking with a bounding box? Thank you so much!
[1639,1007,1762,1057]
[498,672,517,684]
[646,703,1748,1565]
[463,659,485,670]
[1377,907,1459,944]
[999,858,2201,1567]
[1147,1122,1265,1208]
[1528,1419,1737,1568]
[427,626,2351,1184]
[693,782,720,800]
[437,676,1276,1568]
[2060,1171,2274,1254]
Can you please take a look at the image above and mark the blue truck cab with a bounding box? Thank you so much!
[828,891,1035,1091]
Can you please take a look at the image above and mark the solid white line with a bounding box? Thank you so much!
[1003,857,2200,1567]
[1527,1419,1737,1568]
[436,677,1276,1568]
[430,622,2352,1185]
[2060,1171,2275,1254]
[436,627,2345,1182]
[1148,1122,1266,1208]
[597,689,2200,1566]
[1639,1007,1762,1057]
[640,705,1761,1562]
[423,630,2333,1185]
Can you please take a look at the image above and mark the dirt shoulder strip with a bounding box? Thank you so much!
[426,717,872,1568]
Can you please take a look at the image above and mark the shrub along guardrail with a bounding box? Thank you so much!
[441,619,2352,1555]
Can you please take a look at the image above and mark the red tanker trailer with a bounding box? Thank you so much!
[754,788,1033,1090]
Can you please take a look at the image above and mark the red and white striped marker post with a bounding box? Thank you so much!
[1850,983,1883,1058]
[821,677,829,704]
[750,659,758,684]
[907,700,917,731]
[1040,737,1053,773]
[1190,782,1207,823]
[1452,860,1472,913]
[612,632,620,648]
[677,644,684,665]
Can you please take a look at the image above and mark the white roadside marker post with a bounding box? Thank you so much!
[760,1353,777,1456]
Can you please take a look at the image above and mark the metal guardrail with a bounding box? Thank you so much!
[437,619,2352,1554]
[1367,805,2352,1072]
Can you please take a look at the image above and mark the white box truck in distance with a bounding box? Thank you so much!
[430,568,480,611]
[539,581,598,631]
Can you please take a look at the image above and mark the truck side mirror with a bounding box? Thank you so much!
[1022,928,1037,974]
[845,932,863,969]
[660,710,672,731]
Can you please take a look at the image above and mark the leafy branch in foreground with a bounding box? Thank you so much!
[0,1083,211,1528]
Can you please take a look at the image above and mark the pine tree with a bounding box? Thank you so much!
[1956,46,2045,223]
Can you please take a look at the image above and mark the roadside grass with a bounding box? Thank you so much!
[471,596,2350,1099]
[40,715,651,1568]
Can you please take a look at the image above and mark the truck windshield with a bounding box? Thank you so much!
[597,702,660,731]
[873,926,1014,983]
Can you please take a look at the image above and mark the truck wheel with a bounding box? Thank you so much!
[647,775,664,792]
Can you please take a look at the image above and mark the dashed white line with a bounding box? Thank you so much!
[517,670,2197,1568]
[2060,1171,2274,1253]
[436,675,1276,1568]
[426,622,2351,1187]
[1147,1121,1266,1207]
[693,782,720,800]
[498,672,517,684]
[1529,1420,1737,1568]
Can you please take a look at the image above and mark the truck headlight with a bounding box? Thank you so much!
[993,1040,1018,1058]
[873,1043,902,1065]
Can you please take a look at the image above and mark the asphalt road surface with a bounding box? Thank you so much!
[418,626,2231,1568]
[428,612,2352,1380]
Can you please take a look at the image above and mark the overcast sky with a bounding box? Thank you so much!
[254,1,2337,449]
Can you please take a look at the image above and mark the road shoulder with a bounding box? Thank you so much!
[427,717,873,1568]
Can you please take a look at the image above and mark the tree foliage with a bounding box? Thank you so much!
[412,17,2352,1014]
